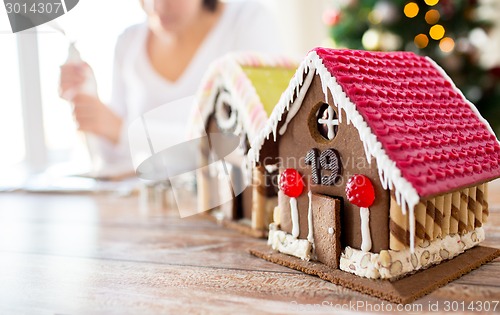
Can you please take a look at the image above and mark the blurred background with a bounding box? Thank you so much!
[0,0,499,182]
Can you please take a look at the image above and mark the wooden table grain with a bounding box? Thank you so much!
[0,180,499,315]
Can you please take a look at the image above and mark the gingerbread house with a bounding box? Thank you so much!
[249,48,500,302]
[191,52,297,237]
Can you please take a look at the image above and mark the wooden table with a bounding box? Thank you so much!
[0,181,499,314]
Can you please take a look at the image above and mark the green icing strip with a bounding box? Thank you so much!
[241,66,296,117]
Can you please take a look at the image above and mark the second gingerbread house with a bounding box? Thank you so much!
[192,52,297,236]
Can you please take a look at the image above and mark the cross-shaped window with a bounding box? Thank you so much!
[317,104,339,140]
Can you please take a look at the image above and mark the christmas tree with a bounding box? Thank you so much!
[324,0,500,132]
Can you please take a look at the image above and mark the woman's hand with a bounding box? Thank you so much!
[72,94,123,144]
[59,63,88,100]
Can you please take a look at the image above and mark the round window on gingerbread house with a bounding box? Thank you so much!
[312,102,338,142]
[214,90,238,133]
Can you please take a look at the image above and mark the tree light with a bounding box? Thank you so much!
[430,24,445,40]
[425,9,440,24]
[404,2,419,18]
[414,34,429,48]
[362,29,381,50]
[425,0,440,6]
[439,37,455,53]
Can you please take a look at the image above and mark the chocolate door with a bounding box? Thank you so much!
[312,193,341,268]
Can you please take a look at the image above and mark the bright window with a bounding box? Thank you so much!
[0,0,145,175]
[0,14,24,171]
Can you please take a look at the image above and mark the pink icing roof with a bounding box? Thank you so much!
[313,47,500,198]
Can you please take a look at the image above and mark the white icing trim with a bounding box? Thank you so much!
[340,228,485,280]
[360,207,371,252]
[250,50,421,251]
[307,191,314,244]
[268,224,312,260]
[278,69,315,136]
[290,197,300,238]
[190,52,298,144]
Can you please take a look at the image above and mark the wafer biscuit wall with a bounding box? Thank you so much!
[389,183,489,251]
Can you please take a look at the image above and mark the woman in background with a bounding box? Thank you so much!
[60,0,282,175]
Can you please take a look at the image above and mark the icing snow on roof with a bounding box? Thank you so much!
[190,52,297,143]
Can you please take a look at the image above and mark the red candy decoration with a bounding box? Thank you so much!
[345,174,375,208]
[322,9,341,26]
[279,168,304,198]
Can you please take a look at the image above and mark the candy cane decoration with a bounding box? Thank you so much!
[346,174,375,252]
[279,168,305,238]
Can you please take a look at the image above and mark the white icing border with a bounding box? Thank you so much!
[339,228,485,280]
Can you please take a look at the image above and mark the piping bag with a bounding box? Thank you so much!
[65,43,104,175]
[50,21,104,176]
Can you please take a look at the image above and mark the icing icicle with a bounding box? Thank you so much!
[409,205,416,253]
[307,191,314,244]
[360,207,372,252]
[278,68,315,136]
[290,197,300,238]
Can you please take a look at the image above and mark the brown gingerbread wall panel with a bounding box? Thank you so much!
[242,186,254,220]
[278,76,390,253]
[206,116,251,220]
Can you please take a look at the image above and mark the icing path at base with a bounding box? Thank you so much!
[340,227,485,280]
[268,223,311,260]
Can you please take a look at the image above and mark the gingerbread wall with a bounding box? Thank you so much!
[205,116,254,221]
[277,76,390,253]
